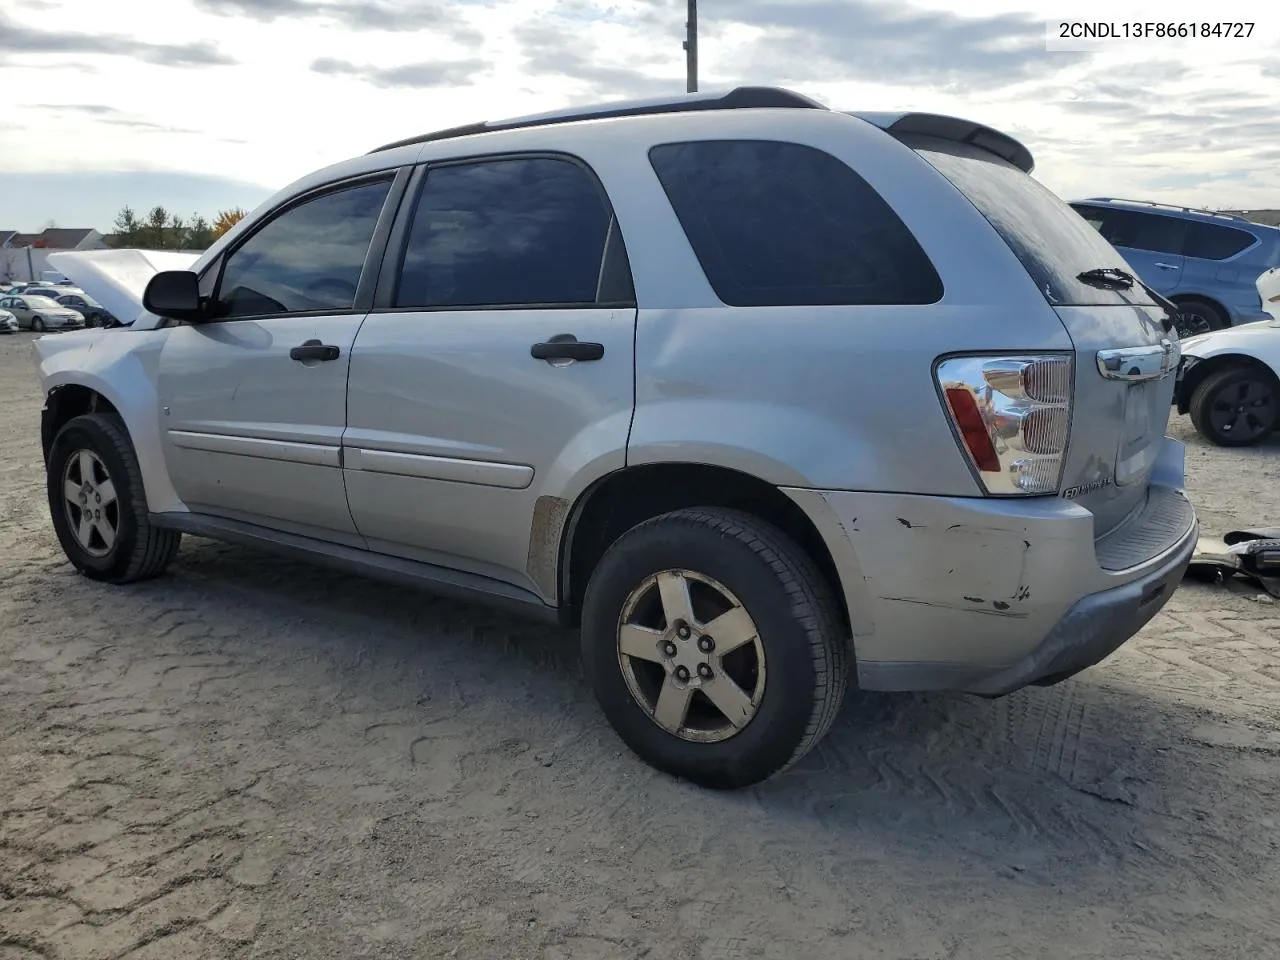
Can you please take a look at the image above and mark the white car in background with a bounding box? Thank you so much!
[0,308,17,334]
[1173,267,1280,446]
[1260,266,1280,323]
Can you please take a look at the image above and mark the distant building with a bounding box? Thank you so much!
[0,227,108,282]
[1221,210,1280,228]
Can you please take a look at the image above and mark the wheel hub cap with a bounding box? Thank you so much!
[1208,379,1276,440]
[616,569,766,743]
[61,449,119,558]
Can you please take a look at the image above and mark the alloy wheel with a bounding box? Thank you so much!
[616,569,766,743]
[62,449,119,558]
[1208,379,1277,443]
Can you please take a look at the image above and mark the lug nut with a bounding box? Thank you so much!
[675,666,690,682]
[697,664,713,680]
[698,636,715,653]
[663,642,678,657]
[675,622,691,640]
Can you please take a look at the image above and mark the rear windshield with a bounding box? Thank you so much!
[901,134,1158,308]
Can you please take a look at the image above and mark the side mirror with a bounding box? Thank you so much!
[143,270,205,322]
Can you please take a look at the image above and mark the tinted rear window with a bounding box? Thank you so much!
[903,135,1156,307]
[1184,221,1256,260]
[648,140,942,307]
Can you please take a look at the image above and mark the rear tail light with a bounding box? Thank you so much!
[936,354,1073,495]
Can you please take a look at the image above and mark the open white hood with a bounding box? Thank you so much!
[45,249,201,326]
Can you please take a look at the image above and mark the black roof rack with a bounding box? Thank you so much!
[367,86,828,155]
[1082,197,1250,223]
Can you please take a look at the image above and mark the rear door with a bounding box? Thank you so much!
[908,140,1178,539]
[342,154,637,600]
[1083,207,1186,295]
[1180,219,1262,318]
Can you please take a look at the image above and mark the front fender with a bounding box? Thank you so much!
[35,328,187,514]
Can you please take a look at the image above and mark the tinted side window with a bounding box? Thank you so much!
[395,157,616,309]
[1070,204,1108,230]
[649,140,942,307]
[213,178,392,320]
[1183,222,1256,260]
[1097,210,1185,255]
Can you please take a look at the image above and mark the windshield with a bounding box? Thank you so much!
[24,296,62,309]
[901,134,1159,308]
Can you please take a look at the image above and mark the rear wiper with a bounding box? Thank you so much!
[1077,267,1134,289]
[1076,267,1176,335]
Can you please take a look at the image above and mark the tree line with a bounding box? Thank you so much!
[108,206,248,251]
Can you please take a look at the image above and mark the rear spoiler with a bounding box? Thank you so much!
[849,112,1035,174]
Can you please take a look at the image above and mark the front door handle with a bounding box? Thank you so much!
[530,337,604,362]
[1154,262,1178,270]
[290,339,340,362]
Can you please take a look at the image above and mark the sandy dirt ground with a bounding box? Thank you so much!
[2,329,1279,960]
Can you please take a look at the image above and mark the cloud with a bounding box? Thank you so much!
[194,0,483,45]
[0,12,236,67]
[719,1,1088,92]
[30,103,200,135]
[310,56,488,88]
[511,19,683,101]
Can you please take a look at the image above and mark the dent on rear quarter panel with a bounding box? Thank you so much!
[38,329,186,515]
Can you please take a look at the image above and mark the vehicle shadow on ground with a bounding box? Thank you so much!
[134,537,1244,867]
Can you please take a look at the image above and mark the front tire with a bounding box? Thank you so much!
[581,507,849,789]
[1189,365,1278,446]
[46,413,182,583]
[31,316,45,332]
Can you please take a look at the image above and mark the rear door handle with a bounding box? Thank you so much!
[1154,262,1179,270]
[290,339,340,362]
[530,337,604,362]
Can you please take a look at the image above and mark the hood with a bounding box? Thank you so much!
[45,249,202,327]
[1181,318,1280,363]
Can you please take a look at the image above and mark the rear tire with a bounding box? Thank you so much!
[1189,365,1278,446]
[46,413,182,583]
[31,316,45,332]
[580,507,849,790]
[1176,298,1228,335]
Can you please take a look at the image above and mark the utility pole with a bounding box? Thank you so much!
[684,0,698,93]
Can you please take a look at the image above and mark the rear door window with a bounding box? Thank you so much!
[648,139,942,307]
[394,156,627,309]
[902,135,1157,307]
[1097,210,1186,255]
[1183,221,1256,260]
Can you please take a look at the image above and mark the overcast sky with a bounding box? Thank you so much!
[1,0,1277,232]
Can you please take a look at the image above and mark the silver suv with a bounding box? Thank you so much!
[34,87,1197,789]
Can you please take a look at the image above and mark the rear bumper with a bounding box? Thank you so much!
[783,437,1196,695]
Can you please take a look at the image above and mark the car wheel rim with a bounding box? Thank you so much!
[1208,379,1276,441]
[62,449,120,558]
[1178,310,1211,336]
[616,569,766,743]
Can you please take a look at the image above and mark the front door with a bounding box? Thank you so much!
[343,155,638,599]
[157,173,400,545]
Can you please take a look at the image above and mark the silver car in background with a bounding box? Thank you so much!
[0,294,84,332]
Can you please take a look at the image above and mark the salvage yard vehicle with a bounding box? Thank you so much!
[33,87,1197,789]
[2,294,83,331]
[1176,310,1280,447]
[1069,198,1280,334]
